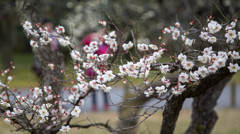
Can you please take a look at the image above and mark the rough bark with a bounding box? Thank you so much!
[160,95,186,134]
[185,74,233,134]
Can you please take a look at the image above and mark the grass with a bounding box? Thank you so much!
[0,109,239,134]
[0,53,240,88]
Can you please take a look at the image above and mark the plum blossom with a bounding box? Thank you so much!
[149,44,158,50]
[164,27,171,33]
[177,53,187,62]
[203,47,213,56]
[225,30,236,43]
[228,63,240,73]
[231,51,240,59]
[199,32,209,41]
[58,37,70,47]
[171,28,180,40]
[161,77,170,87]
[155,85,167,95]
[178,72,189,83]
[97,75,107,84]
[60,125,70,133]
[70,50,82,61]
[189,71,199,81]
[208,36,217,44]
[182,61,194,70]
[33,87,43,98]
[89,80,99,89]
[71,106,81,117]
[198,55,210,64]
[175,22,180,28]
[225,21,236,30]
[184,38,195,47]
[144,87,154,97]
[4,118,11,124]
[160,64,170,74]
[48,63,55,70]
[23,21,32,30]
[13,108,23,115]
[171,84,186,95]
[208,20,222,34]
[122,41,134,51]
[137,43,149,51]
[39,108,49,118]
[213,58,226,68]
[208,65,218,73]
[55,25,65,34]
[78,83,88,92]
[30,40,38,47]
[98,20,107,26]
[197,66,209,78]
[0,100,10,108]
[104,70,115,81]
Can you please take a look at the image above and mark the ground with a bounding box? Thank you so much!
[0,109,239,134]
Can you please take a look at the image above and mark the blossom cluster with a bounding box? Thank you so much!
[2,16,240,133]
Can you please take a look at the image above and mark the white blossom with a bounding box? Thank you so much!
[178,53,187,62]
[30,40,38,47]
[160,64,170,74]
[58,38,70,47]
[104,70,115,81]
[184,38,195,47]
[122,41,134,51]
[39,108,49,118]
[203,47,213,56]
[189,71,199,81]
[137,43,149,51]
[4,118,11,124]
[144,87,154,97]
[208,20,222,34]
[231,51,240,59]
[197,66,209,78]
[178,72,189,83]
[228,63,240,73]
[208,65,218,73]
[149,44,158,50]
[182,61,194,70]
[60,125,70,133]
[208,36,217,44]
[71,106,81,117]
[155,85,167,95]
[199,32,209,41]
[55,25,65,34]
[23,21,32,30]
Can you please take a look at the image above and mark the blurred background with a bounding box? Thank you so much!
[0,0,240,133]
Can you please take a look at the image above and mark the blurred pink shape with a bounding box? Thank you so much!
[82,33,109,77]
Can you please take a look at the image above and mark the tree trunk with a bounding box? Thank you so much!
[15,0,64,94]
[15,0,64,132]
[185,74,232,134]
[160,67,234,134]
[160,95,186,134]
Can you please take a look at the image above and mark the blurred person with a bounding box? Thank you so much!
[82,33,110,111]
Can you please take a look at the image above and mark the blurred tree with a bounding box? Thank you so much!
[0,0,18,69]
[15,0,64,97]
